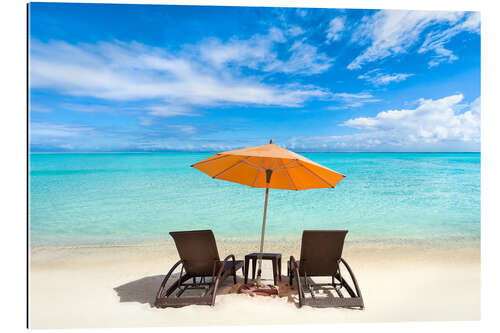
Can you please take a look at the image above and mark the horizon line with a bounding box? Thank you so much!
[29,151,481,154]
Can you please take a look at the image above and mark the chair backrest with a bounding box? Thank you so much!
[170,230,220,276]
[299,230,348,276]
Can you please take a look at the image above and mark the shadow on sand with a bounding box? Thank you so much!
[113,274,167,307]
[114,274,299,307]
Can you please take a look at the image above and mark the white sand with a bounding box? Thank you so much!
[29,239,480,329]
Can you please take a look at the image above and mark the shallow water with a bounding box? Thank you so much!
[29,152,480,246]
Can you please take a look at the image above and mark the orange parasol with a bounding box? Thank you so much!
[191,140,345,285]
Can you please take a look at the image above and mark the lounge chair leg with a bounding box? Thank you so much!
[244,257,249,284]
[278,257,282,281]
[304,273,315,299]
[272,258,278,285]
[295,270,304,307]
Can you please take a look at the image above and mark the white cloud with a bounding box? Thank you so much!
[166,124,196,135]
[296,9,308,17]
[263,39,333,75]
[343,94,480,144]
[288,94,479,151]
[199,29,333,75]
[287,26,305,37]
[57,144,76,150]
[348,10,472,70]
[419,12,480,67]
[139,117,153,127]
[60,103,118,113]
[30,38,331,109]
[326,17,345,42]
[460,11,481,32]
[329,92,380,109]
[30,104,51,113]
[133,140,242,152]
[198,28,285,70]
[358,69,414,85]
[30,122,93,138]
[146,105,196,117]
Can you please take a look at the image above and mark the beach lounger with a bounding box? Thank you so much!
[288,230,364,309]
[155,230,244,308]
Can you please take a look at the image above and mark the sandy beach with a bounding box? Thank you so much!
[29,239,480,329]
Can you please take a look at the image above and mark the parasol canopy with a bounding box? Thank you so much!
[191,140,345,287]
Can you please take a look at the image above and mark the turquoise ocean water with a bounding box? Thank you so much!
[29,153,480,247]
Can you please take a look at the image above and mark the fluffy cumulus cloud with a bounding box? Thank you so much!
[30,30,333,111]
[348,10,479,70]
[345,94,480,145]
[290,94,480,151]
[358,69,414,85]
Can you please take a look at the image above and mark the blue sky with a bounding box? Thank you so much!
[28,3,480,152]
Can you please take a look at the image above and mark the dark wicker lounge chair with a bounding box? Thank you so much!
[155,230,244,308]
[288,230,364,309]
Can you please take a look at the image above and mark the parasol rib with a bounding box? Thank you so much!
[255,157,267,169]
[296,161,334,188]
[191,154,227,167]
[242,160,266,171]
[212,157,251,179]
[272,159,299,171]
[279,158,297,190]
[251,170,261,187]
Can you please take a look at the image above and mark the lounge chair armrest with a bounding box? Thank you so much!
[289,255,299,270]
[339,258,363,299]
[210,254,237,306]
[222,254,236,264]
[155,259,183,300]
[216,254,237,278]
[289,255,304,306]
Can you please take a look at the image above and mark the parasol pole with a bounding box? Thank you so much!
[256,167,272,286]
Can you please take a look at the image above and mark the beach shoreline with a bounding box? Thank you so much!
[29,239,480,329]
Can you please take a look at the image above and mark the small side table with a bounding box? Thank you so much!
[244,253,282,285]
